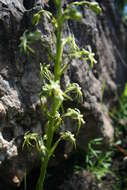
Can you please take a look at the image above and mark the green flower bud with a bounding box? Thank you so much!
[69,8,82,21]
[90,2,102,15]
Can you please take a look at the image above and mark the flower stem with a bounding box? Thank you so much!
[54,1,63,81]
[36,2,63,190]
[36,155,49,190]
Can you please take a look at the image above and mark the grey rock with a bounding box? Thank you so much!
[0,132,17,162]
[60,170,99,190]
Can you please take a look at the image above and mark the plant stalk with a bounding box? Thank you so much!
[36,154,49,190]
[36,117,56,190]
[36,2,63,189]
[54,1,63,81]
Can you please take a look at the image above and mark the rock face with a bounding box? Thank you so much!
[60,170,99,190]
[0,0,127,188]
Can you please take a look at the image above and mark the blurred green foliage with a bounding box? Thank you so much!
[115,0,127,25]
[111,83,127,138]
[115,0,127,12]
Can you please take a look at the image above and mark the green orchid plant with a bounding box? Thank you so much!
[20,1,101,190]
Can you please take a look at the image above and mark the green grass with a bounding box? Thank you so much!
[109,83,127,189]
[73,138,112,186]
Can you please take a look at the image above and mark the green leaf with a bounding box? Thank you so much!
[122,83,127,97]
[55,0,60,7]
